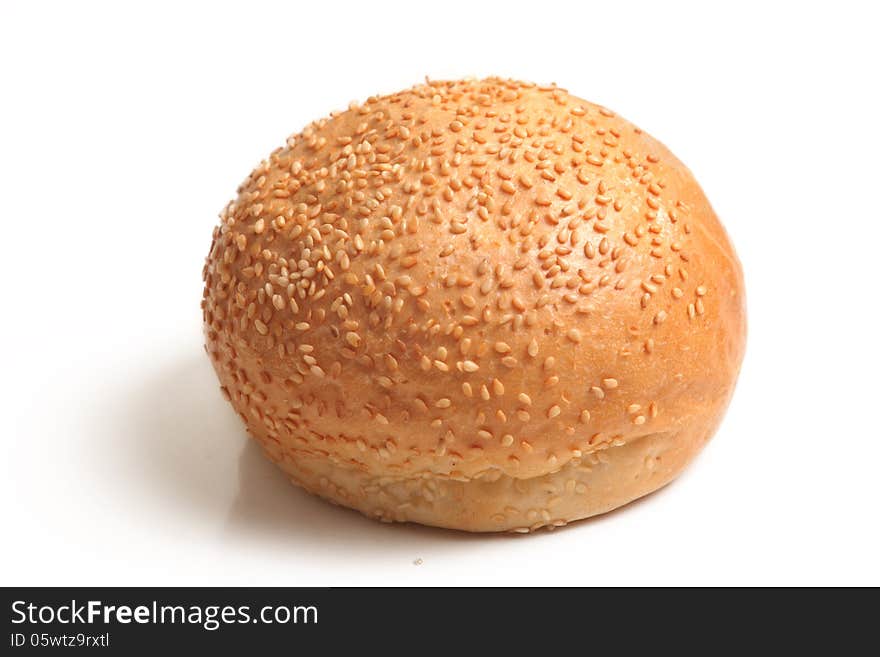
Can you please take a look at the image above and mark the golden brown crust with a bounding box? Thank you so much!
[201,78,746,532]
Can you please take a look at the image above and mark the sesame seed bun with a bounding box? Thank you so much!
[202,78,746,532]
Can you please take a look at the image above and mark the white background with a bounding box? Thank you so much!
[2,1,878,586]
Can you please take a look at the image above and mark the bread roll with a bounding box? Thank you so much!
[201,78,746,532]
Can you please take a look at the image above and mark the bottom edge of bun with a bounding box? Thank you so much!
[252,426,708,532]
